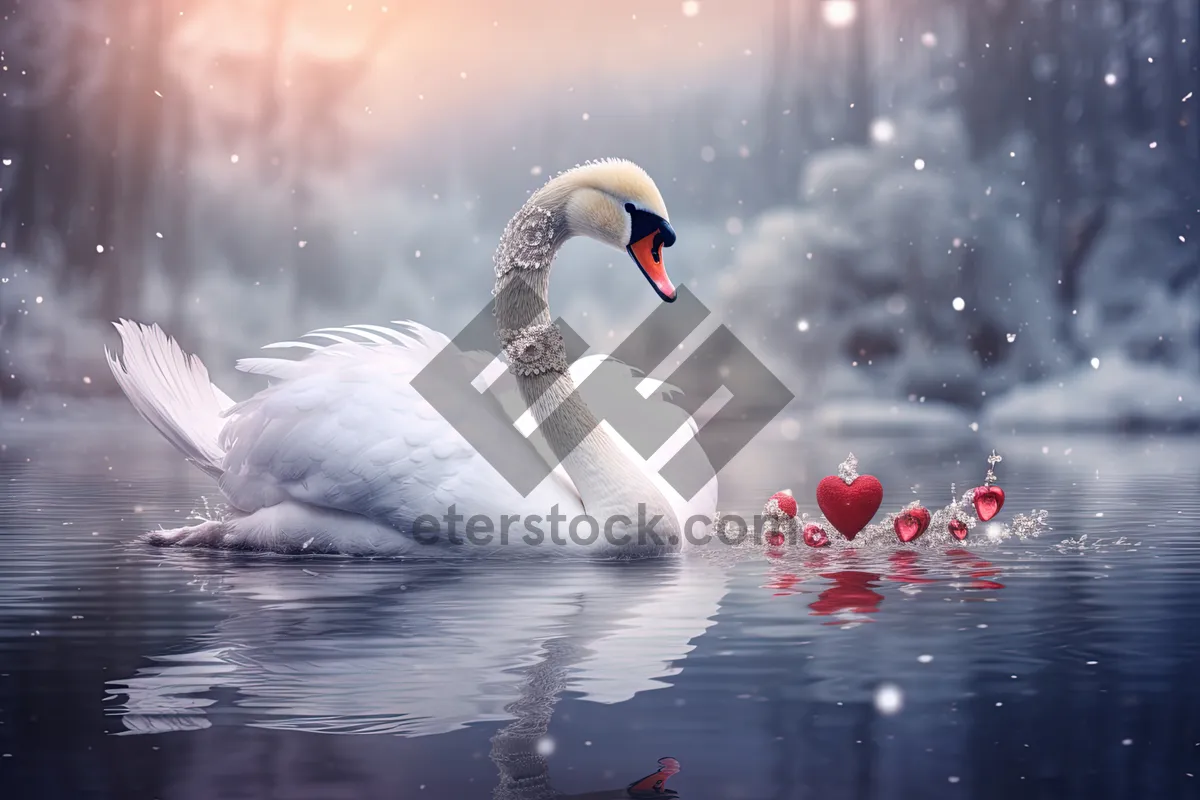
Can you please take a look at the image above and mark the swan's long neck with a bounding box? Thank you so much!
[493,194,680,549]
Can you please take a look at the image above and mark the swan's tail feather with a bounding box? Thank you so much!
[105,320,233,479]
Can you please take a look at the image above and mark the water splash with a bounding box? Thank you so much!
[186,496,229,525]
[1053,533,1142,554]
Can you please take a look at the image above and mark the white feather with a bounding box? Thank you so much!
[105,320,233,479]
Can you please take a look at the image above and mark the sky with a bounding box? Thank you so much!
[172,0,770,150]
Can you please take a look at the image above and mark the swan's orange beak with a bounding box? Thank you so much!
[627,223,677,303]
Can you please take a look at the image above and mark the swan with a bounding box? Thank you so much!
[106,159,718,557]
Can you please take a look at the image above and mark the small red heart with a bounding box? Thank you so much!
[973,486,1005,521]
[816,475,883,541]
[766,531,786,547]
[893,506,931,543]
[765,491,797,519]
[802,523,830,548]
[948,518,969,541]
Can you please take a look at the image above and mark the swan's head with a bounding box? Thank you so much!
[536,159,678,302]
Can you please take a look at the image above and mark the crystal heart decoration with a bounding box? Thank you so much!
[893,505,931,543]
[802,523,830,548]
[948,518,969,541]
[972,486,1005,522]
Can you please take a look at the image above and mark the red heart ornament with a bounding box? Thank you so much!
[766,531,786,547]
[973,486,1005,521]
[948,518,969,541]
[765,491,797,519]
[816,475,883,541]
[893,506,931,543]
[802,523,830,548]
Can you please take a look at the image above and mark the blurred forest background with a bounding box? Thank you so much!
[1,0,1198,429]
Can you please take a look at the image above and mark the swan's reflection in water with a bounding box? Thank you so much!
[108,554,727,797]
[761,548,1005,624]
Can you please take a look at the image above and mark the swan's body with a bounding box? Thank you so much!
[107,160,718,556]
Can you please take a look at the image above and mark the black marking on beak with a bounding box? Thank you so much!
[625,203,677,303]
[657,218,677,248]
[625,203,676,263]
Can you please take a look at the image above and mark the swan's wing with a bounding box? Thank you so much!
[216,322,579,525]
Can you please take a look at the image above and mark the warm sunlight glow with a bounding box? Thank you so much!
[161,1,757,149]
[822,0,858,28]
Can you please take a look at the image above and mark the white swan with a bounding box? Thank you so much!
[106,160,718,557]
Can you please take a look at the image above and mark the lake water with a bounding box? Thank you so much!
[2,400,1199,799]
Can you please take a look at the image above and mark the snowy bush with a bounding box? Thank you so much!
[718,109,1066,419]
